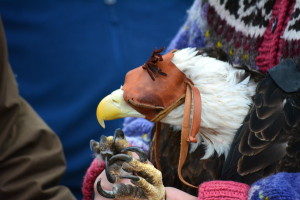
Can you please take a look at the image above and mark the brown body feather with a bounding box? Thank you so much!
[149,124,224,196]
[222,74,300,184]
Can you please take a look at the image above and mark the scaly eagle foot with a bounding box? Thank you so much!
[90,128,149,185]
[90,128,130,157]
[121,146,148,162]
[90,128,131,184]
[97,178,147,199]
[105,152,146,183]
[96,153,165,200]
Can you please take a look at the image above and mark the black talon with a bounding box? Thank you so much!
[96,179,115,199]
[120,175,140,182]
[100,135,107,143]
[121,146,148,162]
[101,151,114,159]
[113,128,125,144]
[109,154,132,165]
[90,139,98,153]
[105,157,116,183]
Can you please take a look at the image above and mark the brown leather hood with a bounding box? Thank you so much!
[123,49,188,121]
[123,48,202,188]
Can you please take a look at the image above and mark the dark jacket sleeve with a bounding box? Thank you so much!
[0,20,76,200]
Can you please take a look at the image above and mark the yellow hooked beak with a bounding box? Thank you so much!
[96,88,144,128]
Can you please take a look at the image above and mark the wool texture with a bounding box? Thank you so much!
[248,172,300,200]
[167,0,300,72]
[198,181,249,200]
[122,117,153,152]
[82,159,105,200]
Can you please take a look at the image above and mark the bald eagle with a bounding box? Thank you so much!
[96,47,300,196]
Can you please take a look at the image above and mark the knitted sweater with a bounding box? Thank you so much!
[167,0,300,72]
[83,0,300,199]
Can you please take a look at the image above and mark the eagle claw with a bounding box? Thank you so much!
[109,154,132,164]
[96,179,116,199]
[91,129,165,200]
[120,175,140,182]
[99,154,165,200]
[121,146,148,162]
[90,128,150,184]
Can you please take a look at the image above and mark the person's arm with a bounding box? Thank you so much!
[0,19,75,200]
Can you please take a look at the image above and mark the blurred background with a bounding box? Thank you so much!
[0,0,192,198]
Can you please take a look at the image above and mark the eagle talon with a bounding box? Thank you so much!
[120,175,140,182]
[96,179,116,199]
[98,147,165,200]
[109,154,132,165]
[90,139,99,154]
[113,128,125,143]
[105,157,117,183]
[121,146,148,162]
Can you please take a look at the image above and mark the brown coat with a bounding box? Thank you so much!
[0,20,76,200]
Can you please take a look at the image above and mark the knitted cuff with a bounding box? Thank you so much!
[82,159,105,200]
[198,180,250,200]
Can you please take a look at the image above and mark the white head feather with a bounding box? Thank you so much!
[160,48,257,159]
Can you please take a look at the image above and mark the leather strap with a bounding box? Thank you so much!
[154,81,201,188]
[151,95,185,122]
[177,81,201,189]
[187,81,201,143]
[154,122,162,171]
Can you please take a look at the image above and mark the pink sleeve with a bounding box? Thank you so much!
[198,180,250,200]
[82,159,105,200]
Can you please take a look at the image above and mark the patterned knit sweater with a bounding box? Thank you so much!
[167,0,300,73]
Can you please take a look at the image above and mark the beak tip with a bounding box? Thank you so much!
[99,119,106,128]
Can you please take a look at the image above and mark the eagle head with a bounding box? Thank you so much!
[97,47,257,159]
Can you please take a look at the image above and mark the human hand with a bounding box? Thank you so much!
[93,169,132,200]
[165,187,197,200]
